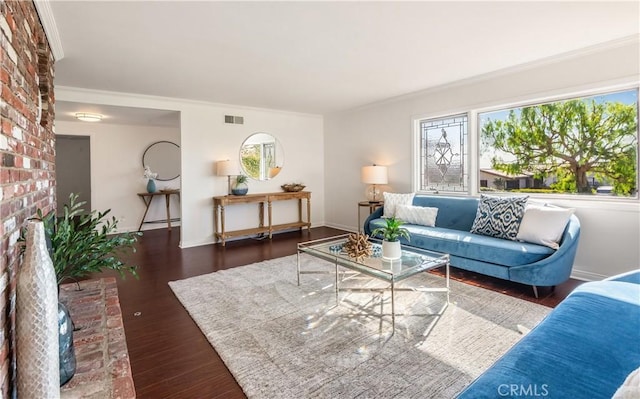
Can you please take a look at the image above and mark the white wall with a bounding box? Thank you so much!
[179,104,324,247]
[55,88,325,248]
[55,121,181,232]
[324,38,640,280]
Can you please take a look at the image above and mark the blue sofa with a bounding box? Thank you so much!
[456,270,640,398]
[363,195,581,296]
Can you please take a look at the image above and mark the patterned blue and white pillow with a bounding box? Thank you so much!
[470,194,529,240]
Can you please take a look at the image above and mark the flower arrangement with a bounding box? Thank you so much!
[143,166,157,180]
[143,166,158,192]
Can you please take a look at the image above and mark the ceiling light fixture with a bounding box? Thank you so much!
[75,112,103,122]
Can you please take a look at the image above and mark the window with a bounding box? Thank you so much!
[479,89,638,197]
[417,114,468,193]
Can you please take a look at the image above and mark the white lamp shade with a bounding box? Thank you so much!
[361,165,388,184]
[216,160,240,176]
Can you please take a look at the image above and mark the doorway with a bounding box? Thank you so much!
[56,135,91,215]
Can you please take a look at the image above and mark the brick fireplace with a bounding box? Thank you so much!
[1,1,56,396]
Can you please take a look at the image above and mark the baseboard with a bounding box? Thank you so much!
[570,268,608,282]
[324,222,357,233]
[114,224,138,234]
[114,223,182,234]
[180,238,216,249]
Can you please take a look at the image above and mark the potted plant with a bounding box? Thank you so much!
[232,175,249,195]
[371,217,410,260]
[37,193,141,285]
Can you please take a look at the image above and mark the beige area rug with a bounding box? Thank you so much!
[169,254,551,398]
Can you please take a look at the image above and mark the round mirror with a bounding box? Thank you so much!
[240,133,284,180]
[142,141,181,181]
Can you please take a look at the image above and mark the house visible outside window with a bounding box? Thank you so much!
[417,114,468,193]
[479,89,638,198]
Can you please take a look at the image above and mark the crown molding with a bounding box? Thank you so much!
[56,86,324,119]
[33,1,64,61]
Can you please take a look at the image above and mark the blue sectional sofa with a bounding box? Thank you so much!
[363,195,581,296]
[456,270,640,398]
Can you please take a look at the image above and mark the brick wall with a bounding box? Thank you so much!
[0,1,56,397]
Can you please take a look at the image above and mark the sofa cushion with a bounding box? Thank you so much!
[457,280,640,399]
[471,194,529,240]
[395,204,438,227]
[516,204,575,249]
[382,192,415,218]
[368,218,554,267]
[412,196,479,231]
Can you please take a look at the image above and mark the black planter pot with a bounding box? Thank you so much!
[58,302,76,386]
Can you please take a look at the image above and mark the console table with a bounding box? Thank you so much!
[137,189,180,231]
[213,191,311,246]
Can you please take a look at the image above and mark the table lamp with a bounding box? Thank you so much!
[361,165,388,203]
[216,160,240,195]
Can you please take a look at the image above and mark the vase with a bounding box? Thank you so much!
[382,240,402,260]
[16,220,60,398]
[58,302,76,386]
[231,182,248,196]
[146,178,157,193]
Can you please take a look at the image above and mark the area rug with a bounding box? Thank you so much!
[169,254,551,398]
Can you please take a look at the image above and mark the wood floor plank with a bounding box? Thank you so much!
[87,226,582,398]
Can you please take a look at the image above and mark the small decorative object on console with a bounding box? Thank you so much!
[232,175,249,195]
[342,233,373,262]
[281,183,306,192]
[143,165,158,193]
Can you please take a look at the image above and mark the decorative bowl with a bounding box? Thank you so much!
[281,184,305,192]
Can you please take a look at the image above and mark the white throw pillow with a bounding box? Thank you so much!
[516,204,575,249]
[395,205,438,227]
[613,366,640,399]
[382,192,415,218]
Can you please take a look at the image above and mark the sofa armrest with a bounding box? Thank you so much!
[508,215,581,287]
[363,207,384,235]
[605,270,640,284]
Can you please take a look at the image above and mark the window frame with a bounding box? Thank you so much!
[412,83,640,203]
[412,111,471,195]
[475,85,639,202]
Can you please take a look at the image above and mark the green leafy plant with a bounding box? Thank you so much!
[25,193,141,285]
[371,217,410,242]
[235,175,248,185]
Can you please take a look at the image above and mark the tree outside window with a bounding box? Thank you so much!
[479,89,638,197]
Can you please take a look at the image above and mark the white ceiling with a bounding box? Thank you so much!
[49,1,639,123]
[55,101,180,127]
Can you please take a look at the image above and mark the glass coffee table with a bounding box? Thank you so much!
[297,234,450,331]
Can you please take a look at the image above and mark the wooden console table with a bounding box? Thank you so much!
[213,191,311,246]
[137,189,180,231]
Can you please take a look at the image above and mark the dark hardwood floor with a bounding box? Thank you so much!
[90,227,584,398]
